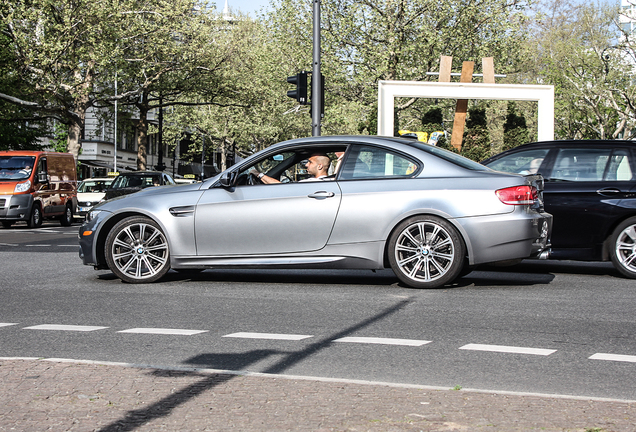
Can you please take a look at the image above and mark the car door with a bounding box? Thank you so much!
[542,147,628,255]
[194,180,342,256]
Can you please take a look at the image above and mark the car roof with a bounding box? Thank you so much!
[81,177,113,182]
[117,171,165,176]
[506,139,636,150]
[482,139,636,164]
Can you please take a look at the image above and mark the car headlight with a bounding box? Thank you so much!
[14,180,31,193]
[86,209,103,222]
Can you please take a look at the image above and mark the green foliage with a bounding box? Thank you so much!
[51,123,69,153]
[461,107,490,162]
[503,102,530,151]
[522,0,631,140]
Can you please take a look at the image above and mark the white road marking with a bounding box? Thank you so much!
[589,353,636,363]
[2,356,634,403]
[118,328,208,336]
[25,244,50,247]
[23,324,108,332]
[0,244,18,247]
[0,323,18,328]
[334,336,431,346]
[459,343,556,356]
[223,332,313,341]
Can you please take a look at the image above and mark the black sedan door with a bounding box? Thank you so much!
[543,147,633,259]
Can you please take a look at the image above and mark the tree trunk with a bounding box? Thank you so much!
[136,95,149,171]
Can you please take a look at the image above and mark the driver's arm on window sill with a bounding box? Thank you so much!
[250,169,280,184]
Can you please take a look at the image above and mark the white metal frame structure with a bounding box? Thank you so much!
[377,81,555,141]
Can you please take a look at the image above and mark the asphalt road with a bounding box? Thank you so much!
[1,223,635,402]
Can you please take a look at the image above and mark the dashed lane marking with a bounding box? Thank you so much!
[0,323,18,328]
[223,332,313,341]
[118,328,208,336]
[589,353,636,363]
[23,324,108,332]
[334,336,431,347]
[459,343,556,356]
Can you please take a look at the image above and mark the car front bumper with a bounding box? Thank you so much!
[0,194,33,221]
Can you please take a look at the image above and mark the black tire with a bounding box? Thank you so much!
[609,216,636,278]
[388,215,466,289]
[105,216,170,283]
[1,221,14,229]
[27,204,42,228]
[60,203,73,226]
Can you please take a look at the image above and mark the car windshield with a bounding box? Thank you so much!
[408,143,490,171]
[78,179,113,193]
[111,175,160,189]
[0,156,36,180]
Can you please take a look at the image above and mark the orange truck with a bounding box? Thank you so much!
[0,151,77,228]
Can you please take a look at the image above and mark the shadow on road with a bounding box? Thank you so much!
[96,298,414,432]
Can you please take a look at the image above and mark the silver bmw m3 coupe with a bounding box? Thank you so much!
[79,135,552,288]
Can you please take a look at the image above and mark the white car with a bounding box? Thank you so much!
[75,177,114,219]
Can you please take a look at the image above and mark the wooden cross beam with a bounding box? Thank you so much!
[438,56,496,150]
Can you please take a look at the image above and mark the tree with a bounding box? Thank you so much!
[503,101,530,151]
[461,106,490,161]
[0,0,128,159]
[267,0,530,135]
[524,0,635,139]
[111,2,254,170]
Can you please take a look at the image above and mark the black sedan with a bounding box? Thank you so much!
[104,171,176,201]
[482,140,636,278]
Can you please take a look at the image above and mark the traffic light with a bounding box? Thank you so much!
[287,71,308,105]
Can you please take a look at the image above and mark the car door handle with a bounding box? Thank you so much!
[597,188,621,196]
[308,191,335,199]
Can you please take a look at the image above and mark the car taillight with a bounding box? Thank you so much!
[496,185,538,205]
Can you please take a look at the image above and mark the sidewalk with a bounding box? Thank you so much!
[0,358,634,431]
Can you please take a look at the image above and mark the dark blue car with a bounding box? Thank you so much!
[483,140,636,278]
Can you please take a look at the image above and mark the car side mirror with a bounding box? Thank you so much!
[219,171,236,188]
[38,171,48,183]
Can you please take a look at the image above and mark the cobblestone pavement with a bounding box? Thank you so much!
[0,358,634,431]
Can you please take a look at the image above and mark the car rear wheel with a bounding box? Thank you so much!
[105,216,170,283]
[388,215,466,289]
[610,217,636,278]
[60,203,73,226]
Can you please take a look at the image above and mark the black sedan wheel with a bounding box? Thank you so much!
[388,215,465,289]
[105,216,170,283]
[610,216,636,278]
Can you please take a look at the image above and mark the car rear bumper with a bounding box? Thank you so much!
[457,209,552,266]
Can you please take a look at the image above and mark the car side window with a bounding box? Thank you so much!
[339,146,418,180]
[551,148,611,181]
[486,149,549,175]
[604,149,633,181]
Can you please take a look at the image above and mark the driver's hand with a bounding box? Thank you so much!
[249,168,260,177]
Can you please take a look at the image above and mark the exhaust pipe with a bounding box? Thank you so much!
[537,249,551,260]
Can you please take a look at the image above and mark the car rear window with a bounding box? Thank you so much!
[409,143,490,171]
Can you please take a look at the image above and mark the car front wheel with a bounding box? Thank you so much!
[388,215,466,289]
[27,204,42,228]
[610,216,636,278]
[105,216,170,283]
[60,203,73,226]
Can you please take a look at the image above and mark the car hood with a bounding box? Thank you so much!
[77,192,106,201]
